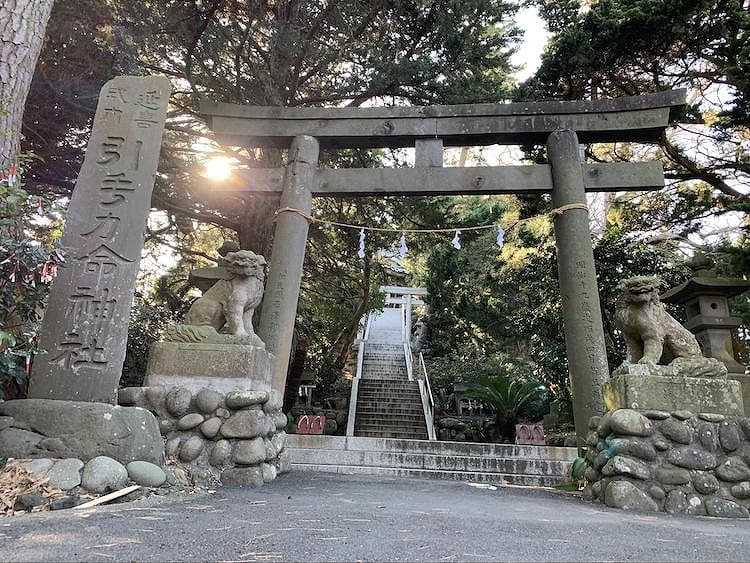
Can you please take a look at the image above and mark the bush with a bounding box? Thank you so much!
[460,375,548,440]
[0,178,60,399]
[120,296,177,387]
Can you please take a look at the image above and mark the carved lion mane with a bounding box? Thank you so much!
[184,250,266,337]
[613,275,702,365]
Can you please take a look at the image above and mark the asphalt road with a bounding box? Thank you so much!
[2,471,749,562]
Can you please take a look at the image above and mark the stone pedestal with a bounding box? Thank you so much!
[728,373,750,417]
[146,342,273,394]
[603,372,744,415]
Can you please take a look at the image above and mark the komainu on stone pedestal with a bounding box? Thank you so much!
[164,250,267,348]
[613,275,727,379]
[146,248,274,394]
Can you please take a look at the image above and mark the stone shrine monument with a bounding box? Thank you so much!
[146,248,274,394]
[604,275,743,415]
[29,75,171,404]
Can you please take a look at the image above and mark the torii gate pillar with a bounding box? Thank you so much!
[547,129,609,448]
[259,135,319,393]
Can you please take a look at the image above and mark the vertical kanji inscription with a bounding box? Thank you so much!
[29,76,171,404]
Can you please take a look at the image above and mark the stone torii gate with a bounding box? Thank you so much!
[201,90,685,443]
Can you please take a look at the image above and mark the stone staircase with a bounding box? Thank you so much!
[353,324,429,440]
[286,435,577,486]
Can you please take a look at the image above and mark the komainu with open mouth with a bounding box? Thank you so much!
[613,275,726,378]
[614,275,701,364]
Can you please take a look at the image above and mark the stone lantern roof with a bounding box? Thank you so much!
[661,252,750,304]
[661,275,750,304]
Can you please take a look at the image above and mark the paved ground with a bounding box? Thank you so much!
[2,471,749,562]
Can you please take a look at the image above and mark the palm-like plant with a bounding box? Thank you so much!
[461,376,548,441]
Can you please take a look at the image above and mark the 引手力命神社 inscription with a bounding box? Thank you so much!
[29,76,171,404]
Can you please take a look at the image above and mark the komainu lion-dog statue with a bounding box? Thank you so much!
[613,276,726,378]
[165,250,267,347]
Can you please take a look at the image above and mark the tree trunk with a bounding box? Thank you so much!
[0,0,55,171]
[238,194,280,258]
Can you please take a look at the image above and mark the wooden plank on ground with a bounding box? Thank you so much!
[74,485,141,510]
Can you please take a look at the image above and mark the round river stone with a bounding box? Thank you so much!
[81,456,128,494]
[195,388,223,413]
[179,436,205,462]
[200,417,222,439]
[609,409,653,437]
[47,458,84,490]
[225,390,269,409]
[127,461,166,487]
[177,413,205,430]
[165,387,192,417]
[220,410,266,439]
[659,418,692,444]
[666,447,717,470]
[209,440,232,467]
[232,437,266,465]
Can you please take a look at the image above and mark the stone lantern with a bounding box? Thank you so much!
[661,253,749,375]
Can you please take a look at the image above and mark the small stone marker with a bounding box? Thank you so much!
[29,75,171,404]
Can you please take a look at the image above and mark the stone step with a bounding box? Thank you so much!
[357,391,421,399]
[288,463,565,487]
[357,394,421,400]
[356,409,425,417]
[359,381,415,386]
[357,431,429,439]
[287,435,579,461]
[357,399,422,405]
[355,428,428,437]
[291,446,569,476]
[363,354,404,358]
[285,435,577,487]
[359,384,419,391]
[356,411,425,419]
[362,357,405,361]
[355,417,426,426]
[355,418,426,427]
[360,376,410,381]
[358,385,419,391]
[356,403,423,411]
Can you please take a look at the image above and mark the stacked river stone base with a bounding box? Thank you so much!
[118,385,290,487]
[584,408,750,518]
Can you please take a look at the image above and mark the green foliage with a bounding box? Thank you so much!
[0,177,60,399]
[521,0,749,222]
[465,418,491,442]
[120,295,178,387]
[427,351,537,388]
[571,456,587,482]
[460,375,548,439]
[24,0,525,396]
[414,195,690,419]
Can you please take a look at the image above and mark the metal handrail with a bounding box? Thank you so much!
[417,351,436,440]
[403,342,413,381]
[346,313,369,437]
[419,352,435,411]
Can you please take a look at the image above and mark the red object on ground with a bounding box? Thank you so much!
[515,423,545,445]
[296,415,326,435]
